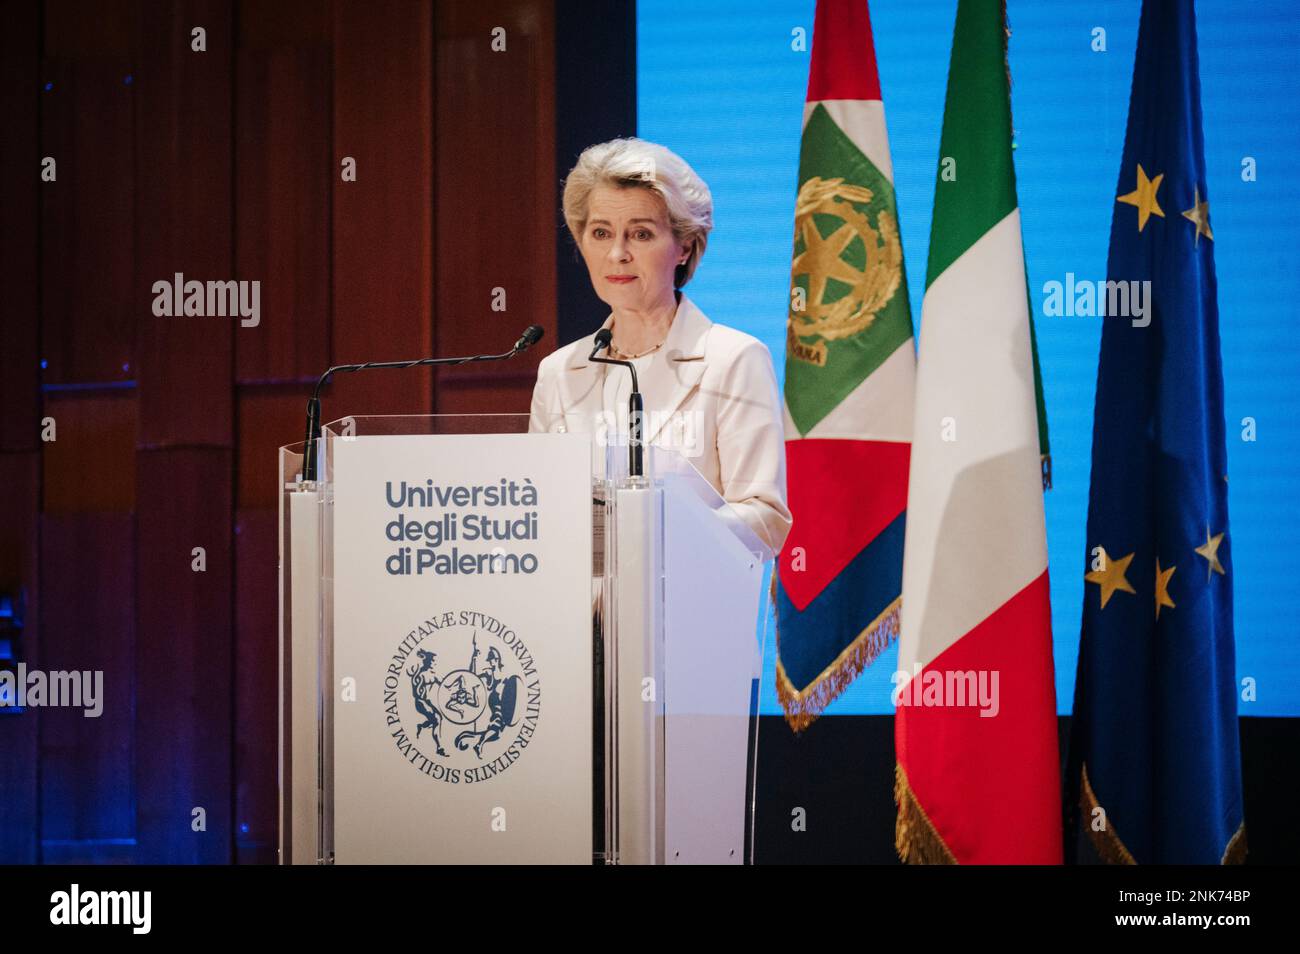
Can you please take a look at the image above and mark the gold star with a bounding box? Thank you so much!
[1155,559,1177,619]
[1085,548,1137,609]
[1117,164,1165,232]
[1195,526,1226,581]
[1181,186,1214,245]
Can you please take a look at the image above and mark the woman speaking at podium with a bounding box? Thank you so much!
[528,137,793,558]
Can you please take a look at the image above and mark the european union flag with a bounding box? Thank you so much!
[1065,0,1246,864]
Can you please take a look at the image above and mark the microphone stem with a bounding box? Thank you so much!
[302,346,524,482]
[589,346,644,479]
[627,390,644,478]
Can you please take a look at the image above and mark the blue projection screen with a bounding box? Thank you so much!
[637,0,1300,716]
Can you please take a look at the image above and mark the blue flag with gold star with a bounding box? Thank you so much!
[1065,0,1246,864]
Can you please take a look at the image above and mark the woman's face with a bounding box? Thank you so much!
[579,184,689,312]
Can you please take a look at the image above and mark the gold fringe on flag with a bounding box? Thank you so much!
[1079,763,1137,865]
[1080,763,1248,864]
[1221,821,1248,865]
[894,762,957,864]
[773,585,900,734]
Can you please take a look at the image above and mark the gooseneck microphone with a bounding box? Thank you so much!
[588,328,645,478]
[301,324,545,482]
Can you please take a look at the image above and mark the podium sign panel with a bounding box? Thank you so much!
[326,430,592,864]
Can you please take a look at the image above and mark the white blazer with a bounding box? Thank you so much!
[528,293,793,557]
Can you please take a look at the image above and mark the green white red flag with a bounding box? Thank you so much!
[893,0,1061,863]
[775,0,916,731]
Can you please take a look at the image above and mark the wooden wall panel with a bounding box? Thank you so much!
[231,8,334,861]
[44,0,135,58]
[239,0,331,47]
[133,448,232,863]
[0,455,40,623]
[37,389,138,862]
[0,454,40,863]
[233,388,298,860]
[425,377,538,417]
[233,506,277,864]
[434,1,554,415]
[40,2,137,387]
[235,0,332,386]
[0,1,43,863]
[0,0,41,452]
[238,390,309,509]
[8,0,565,865]
[42,392,137,514]
[329,0,433,419]
[38,512,136,862]
[134,0,234,447]
[131,1,237,865]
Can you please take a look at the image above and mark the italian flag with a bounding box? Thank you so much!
[893,0,1061,863]
[775,0,916,731]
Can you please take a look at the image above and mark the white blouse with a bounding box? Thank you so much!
[528,294,793,558]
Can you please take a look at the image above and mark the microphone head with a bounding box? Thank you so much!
[593,328,613,350]
[514,324,544,352]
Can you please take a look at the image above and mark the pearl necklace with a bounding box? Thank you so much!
[610,339,666,360]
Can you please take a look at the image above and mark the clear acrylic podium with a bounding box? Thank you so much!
[279,414,772,864]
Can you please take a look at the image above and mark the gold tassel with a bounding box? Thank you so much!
[894,763,957,864]
[1081,763,1248,864]
[774,597,901,734]
[1079,763,1137,864]
[1221,821,1248,865]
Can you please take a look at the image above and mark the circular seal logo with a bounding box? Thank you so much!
[383,610,540,785]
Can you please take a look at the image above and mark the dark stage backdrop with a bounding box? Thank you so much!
[0,0,634,864]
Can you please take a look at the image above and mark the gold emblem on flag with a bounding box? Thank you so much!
[787,176,902,366]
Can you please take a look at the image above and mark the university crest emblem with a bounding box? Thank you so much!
[383,610,540,785]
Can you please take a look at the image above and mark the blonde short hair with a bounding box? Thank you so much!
[562,137,713,288]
